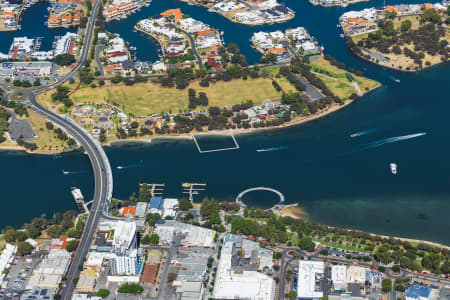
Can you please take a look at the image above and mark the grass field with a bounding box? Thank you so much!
[27,109,69,153]
[309,56,380,98]
[38,77,291,116]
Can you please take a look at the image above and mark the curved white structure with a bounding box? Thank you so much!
[236,187,285,207]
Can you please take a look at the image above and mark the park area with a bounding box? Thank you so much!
[308,56,380,99]
[37,77,295,117]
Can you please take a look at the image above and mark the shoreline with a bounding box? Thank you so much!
[10,80,381,154]
[279,204,450,249]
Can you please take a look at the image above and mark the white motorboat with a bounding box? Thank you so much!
[390,163,397,175]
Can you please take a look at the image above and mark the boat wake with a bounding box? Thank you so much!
[350,128,378,138]
[62,170,87,175]
[357,132,426,151]
[256,146,288,153]
[116,160,144,170]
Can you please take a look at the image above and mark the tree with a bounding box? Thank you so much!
[178,198,192,211]
[382,278,392,293]
[141,235,151,244]
[17,242,33,256]
[392,265,400,273]
[149,233,159,245]
[298,236,315,252]
[395,284,405,292]
[146,213,161,226]
[139,183,152,202]
[168,272,177,282]
[54,54,75,66]
[200,197,220,219]
[400,20,412,32]
[96,289,110,298]
[66,240,78,252]
[287,291,297,300]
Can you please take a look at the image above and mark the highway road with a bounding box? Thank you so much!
[15,0,113,298]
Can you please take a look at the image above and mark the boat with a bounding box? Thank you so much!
[390,163,397,175]
[116,166,123,169]
[350,133,356,137]
[182,183,191,188]
[71,187,84,202]
[62,170,69,175]
[394,79,400,83]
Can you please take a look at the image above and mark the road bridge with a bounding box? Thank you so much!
[236,187,285,207]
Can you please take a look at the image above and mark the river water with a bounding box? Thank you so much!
[1,0,449,244]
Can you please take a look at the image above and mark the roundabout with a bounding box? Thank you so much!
[236,187,285,207]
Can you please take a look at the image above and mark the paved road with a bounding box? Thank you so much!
[167,24,203,68]
[95,44,107,77]
[294,74,324,101]
[15,0,112,298]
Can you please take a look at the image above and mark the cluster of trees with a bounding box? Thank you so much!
[12,79,40,88]
[110,75,148,86]
[146,213,161,227]
[138,183,152,202]
[188,89,208,109]
[178,198,193,211]
[231,215,289,245]
[260,52,277,64]
[51,86,73,108]
[279,66,307,92]
[52,127,76,147]
[200,197,221,226]
[243,206,273,219]
[54,54,76,66]
[355,14,448,69]
[16,139,37,151]
[0,108,10,143]
[0,99,28,117]
[291,58,343,104]
[3,210,84,256]
[168,52,196,64]
[220,202,240,212]
[141,233,159,245]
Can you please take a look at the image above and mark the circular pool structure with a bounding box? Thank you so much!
[236,187,284,207]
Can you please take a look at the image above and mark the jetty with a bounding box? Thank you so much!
[182,182,206,202]
[141,183,165,197]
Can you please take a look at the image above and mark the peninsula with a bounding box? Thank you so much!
[179,0,295,25]
[341,3,450,71]
[310,0,373,7]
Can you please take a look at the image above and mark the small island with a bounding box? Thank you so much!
[341,3,450,72]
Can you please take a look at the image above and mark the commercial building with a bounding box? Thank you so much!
[347,266,366,284]
[297,260,324,299]
[405,285,438,300]
[213,238,276,299]
[155,220,215,247]
[331,265,347,292]
[0,61,54,78]
[113,220,137,255]
[26,249,71,292]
